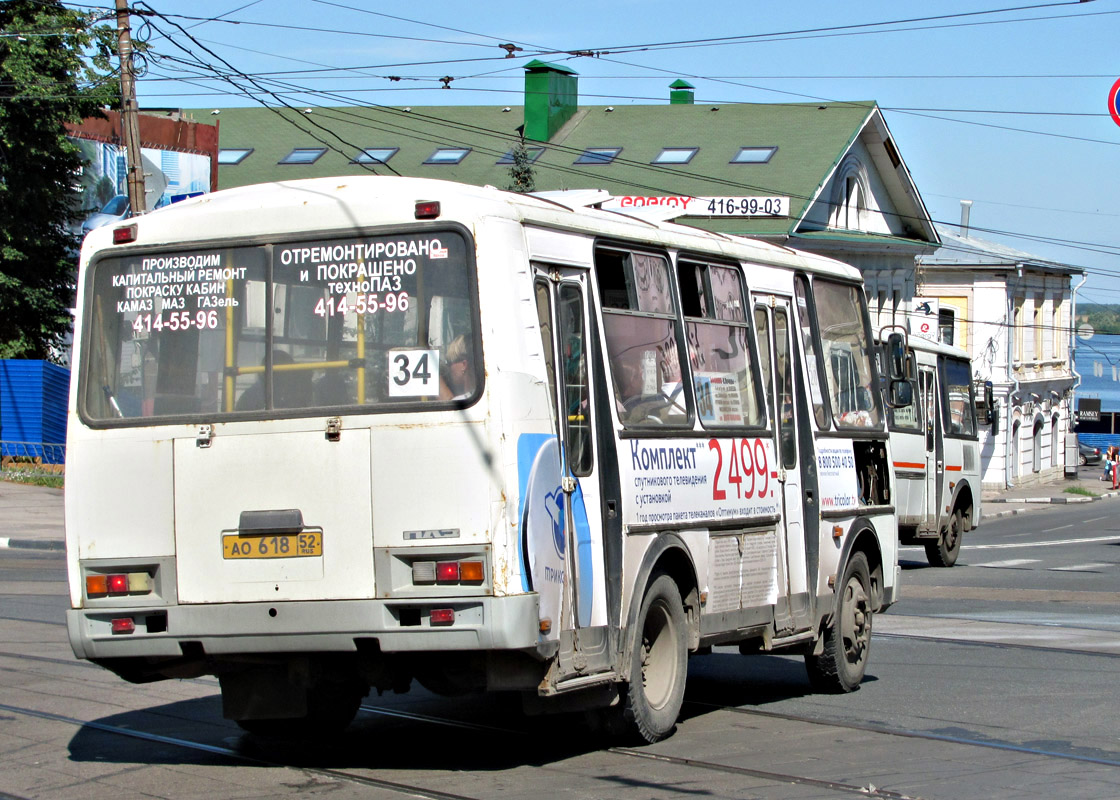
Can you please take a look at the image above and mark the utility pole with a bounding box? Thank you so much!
[114,0,145,215]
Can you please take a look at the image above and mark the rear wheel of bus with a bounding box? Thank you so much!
[805,552,872,693]
[597,572,688,743]
[925,510,963,567]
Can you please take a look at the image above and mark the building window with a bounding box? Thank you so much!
[279,148,327,165]
[938,308,955,346]
[351,147,398,165]
[731,147,776,164]
[1013,298,1024,364]
[1033,302,1043,363]
[423,148,471,165]
[652,147,698,165]
[218,148,253,165]
[1051,298,1062,360]
[574,147,622,165]
[496,147,544,164]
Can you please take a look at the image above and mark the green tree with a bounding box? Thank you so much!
[506,135,536,194]
[0,1,118,361]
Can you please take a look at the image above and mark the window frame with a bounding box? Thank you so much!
[351,147,399,165]
[939,355,979,441]
[77,223,483,429]
[730,146,777,165]
[676,257,767,432]
[423,148,471,165]
[652,147,698,165]
[217,148,254,165]
[278,147,327,165]
[574,147,622,165]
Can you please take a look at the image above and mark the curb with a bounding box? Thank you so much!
[0,538,64,552]
[982,489,1119,519]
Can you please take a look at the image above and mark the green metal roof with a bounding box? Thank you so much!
[192,100,880,240]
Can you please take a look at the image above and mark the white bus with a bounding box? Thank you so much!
[66,177,902,743]
[883,332,985,567]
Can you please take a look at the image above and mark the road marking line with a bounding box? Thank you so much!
[976,558,1040,568]
[1085,516,1109,523]
[1044,524,1073,532]
[965,535,1120,550]
[1048,563,1111,572]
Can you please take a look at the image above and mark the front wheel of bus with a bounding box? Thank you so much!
[805,552,872,693]
[925,510,962,567]
[599,573,687,743]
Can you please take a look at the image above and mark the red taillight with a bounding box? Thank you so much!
[111,617,135,634]
[107,574,129,595]
[415,200,441,219]
[430,608,454,626]
[436,562,459,583]
[113,224,137,244]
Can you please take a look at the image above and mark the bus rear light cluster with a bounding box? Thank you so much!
[411,559,484,585]
[86,572,152,598]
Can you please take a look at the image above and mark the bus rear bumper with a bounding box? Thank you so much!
[67,594,542,662]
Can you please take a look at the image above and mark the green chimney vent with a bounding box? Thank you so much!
[524,59,578,142]
[669,79,695,105]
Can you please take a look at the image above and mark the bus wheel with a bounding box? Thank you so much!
[806,552,872,693]
[599,573,687,743]
[925,510,962,567]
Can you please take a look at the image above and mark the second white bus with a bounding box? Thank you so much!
[884,333,984,567]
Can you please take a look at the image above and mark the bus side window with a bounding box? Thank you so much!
[596,248,688,428]
[676,261,763,428]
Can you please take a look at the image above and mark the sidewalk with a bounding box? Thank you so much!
[0,481,64,552]
[0,466,1114,553]
[981,466,1120,519]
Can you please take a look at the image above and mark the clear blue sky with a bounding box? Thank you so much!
[126,0,1120,304]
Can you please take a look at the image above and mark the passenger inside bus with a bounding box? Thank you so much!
[443,335,476,400]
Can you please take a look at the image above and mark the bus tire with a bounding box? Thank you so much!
[601,572,688,743]
[805,552,872,693]
[925,510,962,567]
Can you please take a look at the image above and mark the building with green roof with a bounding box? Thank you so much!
[189,61,940,325]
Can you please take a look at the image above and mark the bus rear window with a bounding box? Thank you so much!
[81,230,477,423]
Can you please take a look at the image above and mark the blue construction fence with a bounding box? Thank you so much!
[0,359,69,465]
[1077,433,1120,452]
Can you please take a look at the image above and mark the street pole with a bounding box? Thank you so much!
[114,0,145,216]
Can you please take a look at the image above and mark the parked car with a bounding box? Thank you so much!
[81,195,129,235]
[1079,441,1102,466]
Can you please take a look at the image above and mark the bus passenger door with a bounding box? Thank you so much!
[919,366,943,531]
[754,300,813,635]
[528,268,610,678]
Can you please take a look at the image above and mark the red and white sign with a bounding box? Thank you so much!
[601,195,789,218]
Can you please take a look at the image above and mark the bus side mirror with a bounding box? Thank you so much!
[990,398,999,435]
[984,381,994,414]
[887,378,913,409]
[886,332,907,381]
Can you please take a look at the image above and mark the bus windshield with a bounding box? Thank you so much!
[81,229,478,423]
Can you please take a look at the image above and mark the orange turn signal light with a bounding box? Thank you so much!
[86,575,108,596]
[459,561,484,582]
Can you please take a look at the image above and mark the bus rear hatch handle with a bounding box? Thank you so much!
[239,509,304,534]
[196,425,213,448]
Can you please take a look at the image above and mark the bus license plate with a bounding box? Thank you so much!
[222,531,322,559]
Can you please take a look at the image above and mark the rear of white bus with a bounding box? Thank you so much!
[64,193,543,732]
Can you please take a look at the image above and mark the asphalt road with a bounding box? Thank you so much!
[2,502,1119,800]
